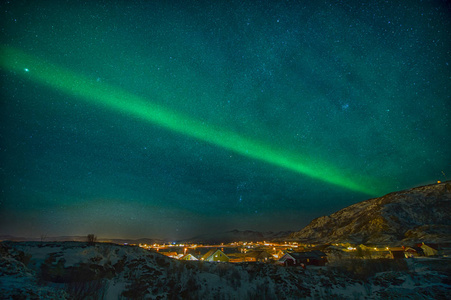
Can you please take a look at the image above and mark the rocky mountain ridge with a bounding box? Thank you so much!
[289,181,451,245]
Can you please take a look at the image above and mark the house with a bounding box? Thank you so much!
[389,247,405,259]
[244,250,274,262]
[227,253,246,263]
[278,253,295,266]
[180,254,198,261]
[310,250,328,261]
[421,243,439,256]
[269,249,285,259]
[278,251,327,266]
[201,249,230,262]
[159,251,179,258]
[404,246,424,258]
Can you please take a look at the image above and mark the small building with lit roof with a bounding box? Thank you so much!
[201,249,229,262]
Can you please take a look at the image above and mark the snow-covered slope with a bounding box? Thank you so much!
[1,241,450,299]
[289,182,451,245]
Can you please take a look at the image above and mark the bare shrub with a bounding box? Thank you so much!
[65,278,107,299]
[87,234,97,246]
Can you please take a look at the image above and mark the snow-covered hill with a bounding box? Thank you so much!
[289,182,451,245]
[1,241,450,299]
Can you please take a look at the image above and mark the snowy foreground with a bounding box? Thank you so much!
[1,242,449,299]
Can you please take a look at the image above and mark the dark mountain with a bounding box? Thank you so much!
[0,235,167,245]
[0,235,88,242]
[182,229,293,244]
[289,181,451,245]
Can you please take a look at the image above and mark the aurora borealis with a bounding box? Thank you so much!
[0,46,382,196]
[1,1,450,240]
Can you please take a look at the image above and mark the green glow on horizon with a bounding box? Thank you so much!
[0,46,382,196]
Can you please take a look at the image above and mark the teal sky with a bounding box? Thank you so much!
[1,0,450,240]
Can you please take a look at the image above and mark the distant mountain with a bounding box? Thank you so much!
[289,181,451,245]
[183,229,293,244]
[0,231,293,245]
[0,235,88,242]
[0,235,167,245]
[102,238,167,245]
[0,235,31,242]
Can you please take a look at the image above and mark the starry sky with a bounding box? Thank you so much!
[1,0,450,240]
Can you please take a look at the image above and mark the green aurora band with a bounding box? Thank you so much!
[1,46,382,196]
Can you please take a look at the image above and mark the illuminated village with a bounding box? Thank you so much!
[135,240,443,266]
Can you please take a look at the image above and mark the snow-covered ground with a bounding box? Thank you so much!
[1,241,450,299]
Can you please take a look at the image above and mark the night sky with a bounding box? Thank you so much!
[1,1,450,240]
